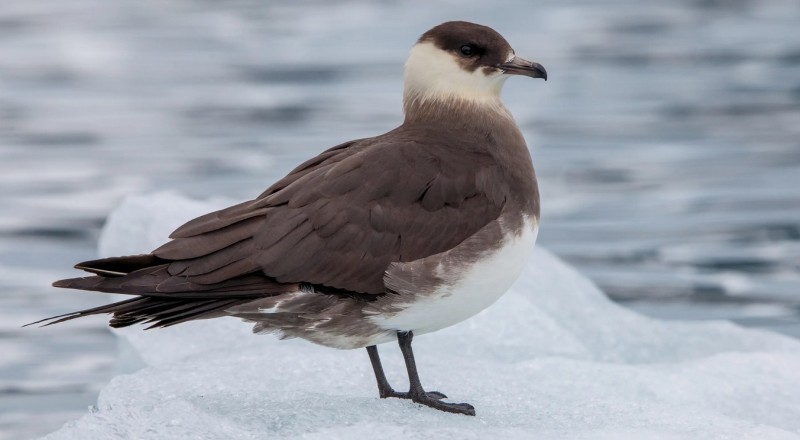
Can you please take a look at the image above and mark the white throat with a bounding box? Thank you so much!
[403,41,511,110]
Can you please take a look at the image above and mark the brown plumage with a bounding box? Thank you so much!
[33,122,523,329]
[31,20,547,416]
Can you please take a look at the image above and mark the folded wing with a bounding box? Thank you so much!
[153,138,509,294]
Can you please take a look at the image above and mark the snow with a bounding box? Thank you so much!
[42,192,800,440]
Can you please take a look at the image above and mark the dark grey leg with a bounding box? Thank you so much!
[366,345,394,398]
[364,333,475,416]
[396,331,475,416]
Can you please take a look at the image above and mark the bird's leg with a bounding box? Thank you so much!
[365,334,475,415]
[366,339,446,400]
[396,331,476,416]
[366,344,429,400]
[366,345,397,398]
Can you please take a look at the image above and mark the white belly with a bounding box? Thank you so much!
[370,219,538,335]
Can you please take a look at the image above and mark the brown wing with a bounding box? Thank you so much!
[153,136,509,294]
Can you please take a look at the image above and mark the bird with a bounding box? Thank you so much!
[29,21,547,416]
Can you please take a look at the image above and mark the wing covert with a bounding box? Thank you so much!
[154,139,508,294]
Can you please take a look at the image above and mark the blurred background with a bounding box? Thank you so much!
[1,0,799,438]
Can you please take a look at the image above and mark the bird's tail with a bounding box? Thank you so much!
[27,254,294,329]
[25,293,253,329]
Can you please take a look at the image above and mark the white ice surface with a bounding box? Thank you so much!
[43,193,800,439]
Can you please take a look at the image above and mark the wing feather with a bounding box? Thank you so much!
[57,134,508,298]
[148,138,507,294]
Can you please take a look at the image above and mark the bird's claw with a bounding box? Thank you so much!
[379,388,473,416]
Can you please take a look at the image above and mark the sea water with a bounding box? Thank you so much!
[1,0,799,437]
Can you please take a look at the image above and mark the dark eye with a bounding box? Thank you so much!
[460,44,475,57]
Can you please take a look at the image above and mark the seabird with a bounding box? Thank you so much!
[31,21,547,416]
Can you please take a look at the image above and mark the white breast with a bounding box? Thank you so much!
[370,218,538,335]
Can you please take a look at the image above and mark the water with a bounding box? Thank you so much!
[1,0,798,438]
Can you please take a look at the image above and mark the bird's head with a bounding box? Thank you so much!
[404,21,547,113]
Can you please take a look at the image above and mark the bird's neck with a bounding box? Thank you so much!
[402,91,514,127]
[399,92,529,168]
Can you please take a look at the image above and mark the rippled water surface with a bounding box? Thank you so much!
[1,0,799,438]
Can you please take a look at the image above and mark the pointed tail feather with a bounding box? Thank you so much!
[25,295,255,329]
[25,296,144,327]
[31,253,299,329]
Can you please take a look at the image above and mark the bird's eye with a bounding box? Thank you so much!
[460,44,475,57]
